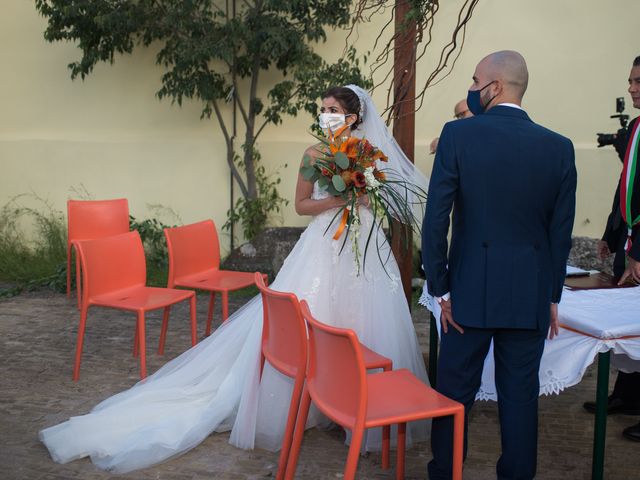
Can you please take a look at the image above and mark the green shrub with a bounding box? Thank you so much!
[0,195,176,297]
[129,215,173,287]
[0,195,67,297]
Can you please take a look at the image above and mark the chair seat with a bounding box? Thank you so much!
[315,369,460,429]
[91,286,194,311]
[361,344,392,370]
[365,369,462,428]
[175,269,259,292]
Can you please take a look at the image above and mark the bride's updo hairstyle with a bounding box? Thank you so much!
[321,86,363,131]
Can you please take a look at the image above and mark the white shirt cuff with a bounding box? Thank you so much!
[435,292,451,303]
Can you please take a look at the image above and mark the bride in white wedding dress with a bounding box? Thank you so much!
[39,85,430,474]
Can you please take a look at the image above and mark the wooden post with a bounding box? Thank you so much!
[391,0,417,306]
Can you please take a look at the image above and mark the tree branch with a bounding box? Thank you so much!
[212,99,249,198]
[233,78,250,126]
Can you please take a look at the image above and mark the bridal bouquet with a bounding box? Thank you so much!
[300,125,427,274]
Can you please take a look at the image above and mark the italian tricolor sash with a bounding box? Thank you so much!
[620,119,640,253]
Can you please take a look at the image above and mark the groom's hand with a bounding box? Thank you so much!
[548,303,559,340]
[439,299,464,334]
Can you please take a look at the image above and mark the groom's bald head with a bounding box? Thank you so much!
[470,50,529,109]
[474,50,529,104]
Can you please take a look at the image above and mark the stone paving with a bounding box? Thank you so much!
[1,289,639,480]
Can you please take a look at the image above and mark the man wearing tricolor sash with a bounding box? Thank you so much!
[584,55,640,442]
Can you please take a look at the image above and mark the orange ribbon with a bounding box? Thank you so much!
[333,208,350,240]
[559,324,640,341]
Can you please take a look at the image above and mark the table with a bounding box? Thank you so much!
[420,285,640,480]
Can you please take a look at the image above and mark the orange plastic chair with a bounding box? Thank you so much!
[67,199,130,308]
[72,231,197,381]
[164,220,267,336]
[255,273,308,480]
[286,300,465,480]
[255,274,393,479]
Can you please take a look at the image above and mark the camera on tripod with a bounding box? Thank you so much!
[597,97,629,147]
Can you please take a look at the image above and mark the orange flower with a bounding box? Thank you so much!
[344,138,361,159]
[341,171,354,186]
[352,171,366,188]
[374,169,386,181]
[359,159,374,169]
[372,150,388,162]
[330,136,360,160]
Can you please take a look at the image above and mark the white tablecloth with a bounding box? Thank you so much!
[419,285,640,401]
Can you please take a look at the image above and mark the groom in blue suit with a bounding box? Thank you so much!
[423,51,576,480]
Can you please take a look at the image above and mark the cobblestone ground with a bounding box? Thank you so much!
[1,290,638,480]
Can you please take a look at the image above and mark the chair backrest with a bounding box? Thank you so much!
[67,199,130,246]
[164,220,221,285]
[255,273,307,379]
[75,231,146,302]
[299,300,367,428]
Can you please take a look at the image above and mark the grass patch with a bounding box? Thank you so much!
[0,195,176,298]
[0,195,67,297]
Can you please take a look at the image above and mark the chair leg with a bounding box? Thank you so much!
[344,425,365,480]
[396,422,406,480]
[66,244,72,297]
[381,361,392,469]
[137,311,147,379]
[382,425,390,469]
[276,374,305,480]
[284,385,313,480]
[74,248,82,310]
[206,292,216,336]
[222,291,229,322]
[72,306,89,381]
[158,306,171,355]
[133,326,139,357]
[189,294,197,346]
[452,408,464,480]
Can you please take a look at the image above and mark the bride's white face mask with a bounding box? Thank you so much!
[318,113,347,131]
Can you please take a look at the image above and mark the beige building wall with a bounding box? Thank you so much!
[1,0,639,254]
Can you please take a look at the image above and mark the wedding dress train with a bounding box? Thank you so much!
[39,185,429,474]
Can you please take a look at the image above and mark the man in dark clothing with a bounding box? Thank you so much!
[584,55,640,442]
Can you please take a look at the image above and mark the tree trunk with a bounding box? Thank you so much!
[392,0,417,306]
[242,50,263,201]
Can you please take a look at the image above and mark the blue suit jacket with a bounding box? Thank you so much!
[422,106,577,330]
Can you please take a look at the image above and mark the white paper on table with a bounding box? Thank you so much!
[566,265,590,277]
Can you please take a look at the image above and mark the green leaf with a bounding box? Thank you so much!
[334,151,349,169]
[332,174,346,192]
[326,184,340,196]
[301,166,316,180]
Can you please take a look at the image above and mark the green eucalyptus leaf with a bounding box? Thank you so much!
[334,151,349,169]
[301,166,316,180]
[326,184,340,196]
[332,174,346,192]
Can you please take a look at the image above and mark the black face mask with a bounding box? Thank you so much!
[466,81,497,115]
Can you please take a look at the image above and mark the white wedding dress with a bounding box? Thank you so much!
[40,183,429,474]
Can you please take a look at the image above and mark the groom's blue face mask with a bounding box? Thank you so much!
[466,80,497,115]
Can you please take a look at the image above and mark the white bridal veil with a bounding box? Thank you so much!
[344,84,429,224]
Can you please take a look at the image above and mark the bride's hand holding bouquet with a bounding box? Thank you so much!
[300,123,427,273]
